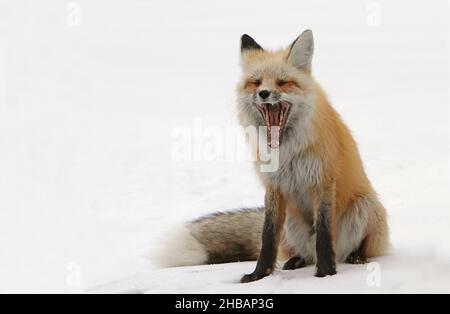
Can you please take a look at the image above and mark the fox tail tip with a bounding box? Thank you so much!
[153,225,208,268]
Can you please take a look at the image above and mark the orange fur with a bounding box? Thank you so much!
[310,83,374,217]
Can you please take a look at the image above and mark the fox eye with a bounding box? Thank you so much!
[246,80,261,89]
[277,80,294,87]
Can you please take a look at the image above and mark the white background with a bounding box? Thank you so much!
[0,0,449,293]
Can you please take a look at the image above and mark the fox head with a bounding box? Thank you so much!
[237,30,317,150]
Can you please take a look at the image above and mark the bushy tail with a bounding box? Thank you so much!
[157,208,265,267]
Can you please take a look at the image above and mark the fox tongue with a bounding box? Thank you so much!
[267,104,281,148]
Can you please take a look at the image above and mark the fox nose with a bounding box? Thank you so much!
[258,90,271,100]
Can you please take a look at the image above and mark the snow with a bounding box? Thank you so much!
[0,0,449,293]
[92,253,450,294]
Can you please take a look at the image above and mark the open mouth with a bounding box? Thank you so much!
[256,101,292,149]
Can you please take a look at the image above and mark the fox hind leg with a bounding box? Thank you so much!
[363,201,390,259]
[337,194,389,264]
[346,209,389,265]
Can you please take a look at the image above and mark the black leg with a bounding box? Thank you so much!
[283,256,307,270]
[241,187,285,283]
[315,183,337,278]
[240,213,277,283]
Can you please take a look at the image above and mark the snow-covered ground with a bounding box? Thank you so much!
[0,0,449,293]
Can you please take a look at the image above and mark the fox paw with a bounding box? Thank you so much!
[345,252,368,265]
[240,269,271,283]
[315,263,337,278]
[283,256,307,270]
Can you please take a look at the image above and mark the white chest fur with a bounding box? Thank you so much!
[258,147,322,212]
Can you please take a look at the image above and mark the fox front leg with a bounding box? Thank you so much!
[314,180,337,277]
[241,186,286,283]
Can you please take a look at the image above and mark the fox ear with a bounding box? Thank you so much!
[288,30,314,71]
[241,34,263,54]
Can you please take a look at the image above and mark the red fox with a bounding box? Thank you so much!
[159,30,390,282]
